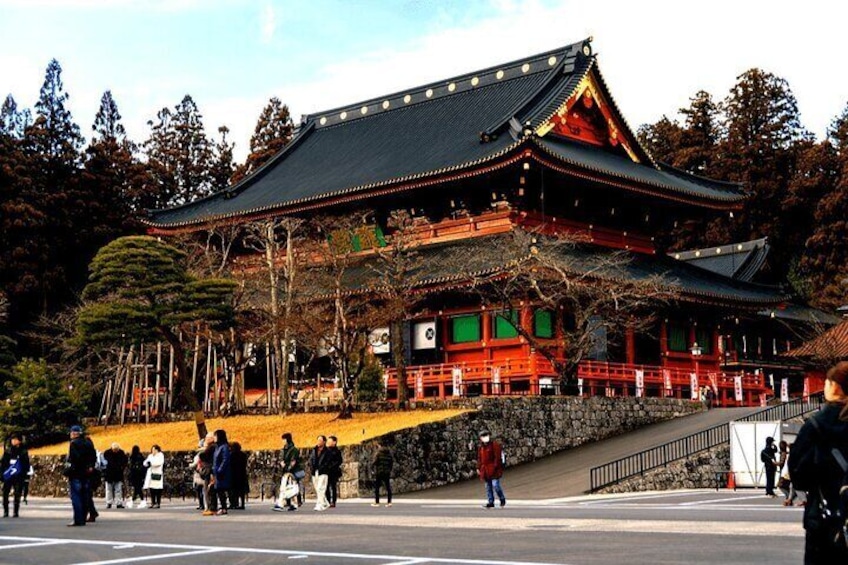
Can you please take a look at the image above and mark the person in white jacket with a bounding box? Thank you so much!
[142,445,165,509]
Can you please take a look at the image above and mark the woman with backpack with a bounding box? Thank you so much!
[790,361,848,564]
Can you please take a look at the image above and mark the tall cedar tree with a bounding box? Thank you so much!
[77,236,236,438]
[706,69,807,280]
[19,60,85,327]
[144,95,213,208]
[81,91,142,241]
[232,97,294,183]
[801,106,848,308]
[210,125,235,192]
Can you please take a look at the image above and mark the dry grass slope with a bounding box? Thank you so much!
[30,410,470,455]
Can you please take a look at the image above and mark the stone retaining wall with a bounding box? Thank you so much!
[596,444,730,493]
[30,397,702,499]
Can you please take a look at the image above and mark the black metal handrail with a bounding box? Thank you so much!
[588,392,825,492]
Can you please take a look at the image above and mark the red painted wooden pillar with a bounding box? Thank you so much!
[625,328,636,365]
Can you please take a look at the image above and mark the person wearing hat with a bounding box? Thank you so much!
[1,432,30,518]
[789,361,848,563]
[66,425,96,526]
[477,430,506,509]
[760,436,778,497]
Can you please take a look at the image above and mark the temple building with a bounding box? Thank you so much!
[145,38,833,406]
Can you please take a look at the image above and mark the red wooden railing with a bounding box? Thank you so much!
[385,355,772,407]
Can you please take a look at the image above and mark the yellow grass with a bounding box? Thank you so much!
[29,409,470,455]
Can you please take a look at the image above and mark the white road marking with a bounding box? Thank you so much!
[383,560,430,565]
[288,556,309,560]
[72,548,222,565]
[112,544,135,549]
[678,495,767,506]
[0,536,569,565]
[0,540,67,551]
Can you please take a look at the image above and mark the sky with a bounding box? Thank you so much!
[0,0,845,161]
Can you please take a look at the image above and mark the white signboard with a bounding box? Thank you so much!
[729,421,781,487]
[780,378,789,402]
[662,369,672,396]
[415,372,424,399]
[412,320,437,350]
[492,366,501,394]
[690,373,699,400]
[734,376,743,402]
[368,328,390,355]
[577,377,584,397]
[451,367,463,397]
[635,370,644,398]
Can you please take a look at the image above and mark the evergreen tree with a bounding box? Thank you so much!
[706,69,808,279]
[27,59,84,163]
[210,125,235,192]
[0,95,31,138]
[676,90,720,175]
[637,116,683,164]
[800,105,848,308]
[144,94,213,208]
[233,96,294,183]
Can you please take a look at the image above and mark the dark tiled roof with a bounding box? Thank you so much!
[342,233,788,306]
[534,137,746,205]
[147,39,744,229]
[672,238,769,281]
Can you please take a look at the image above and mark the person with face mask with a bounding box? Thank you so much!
[477,430,506,509]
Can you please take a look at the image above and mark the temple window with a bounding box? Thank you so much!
[450,314,482,344]
[533,309,555,339]
[492,310,520,339]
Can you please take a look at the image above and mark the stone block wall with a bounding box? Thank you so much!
[596,444,730,493]
[29,396,701,499]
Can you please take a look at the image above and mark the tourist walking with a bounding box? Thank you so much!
[274,432,304,512]
[325,435,343,508]
[190,441,206,511]
[65,425,96,526]
[761,436,778,497]
[212,429,231,515]
[477,430,506,508]
[229,441,248,510]
[143,445,165,509]
[200,433,217,515]
[371,440,393,507]
[309,435,330,511]
[789,361,848,564]
[2,433,30,518]
[103,442,127,509]
[128,445,145,507]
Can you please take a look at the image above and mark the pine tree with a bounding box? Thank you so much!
[27,59,84,163]
[0,95,31,138]
[637,116,683,164]
[144,94,213,208]
[210,125,235,192]
[233,96,294,183]
[676,90,720,175]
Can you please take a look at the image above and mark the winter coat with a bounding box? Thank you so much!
[281,442,303,475]
[103,449,128,483]
[66,437,96,480]
[143,452,165,490]
[213,443,232,490]
[128,452,146,485]
[325,446,343,480]
[373,447,393,477]
[789,402,848,532]
[230,449,249,494]
[1,444,30,484]
[477,441,504,481]
[309,446,330,476]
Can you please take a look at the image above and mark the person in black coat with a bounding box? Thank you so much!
[308,435,330,511]
[371,440,393,507]
[1,433,30,518]
[789,361,848,564]
[325,435,343,508]
[229,442,249,510]
[66,425,96,526]
[128,445,146,506]
[103,442,128,508]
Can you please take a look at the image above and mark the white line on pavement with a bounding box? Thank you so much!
[382,560,430,565]
[0,540,67,551]
[72,548,222,565]
[678,495,767,506]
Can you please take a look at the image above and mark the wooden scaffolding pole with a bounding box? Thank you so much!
[167,344,175,413]
[154,342,162,415]
[204,337,212,413]
[265,343,272,413]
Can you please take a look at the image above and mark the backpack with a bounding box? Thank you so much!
[810,417,848,550]
[2,458,22,483]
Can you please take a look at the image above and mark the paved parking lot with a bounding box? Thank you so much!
[0,491,805,565]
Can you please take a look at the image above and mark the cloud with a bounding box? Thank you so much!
[260,2,276,45]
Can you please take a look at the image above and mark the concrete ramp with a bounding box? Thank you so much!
[408,407,758,500]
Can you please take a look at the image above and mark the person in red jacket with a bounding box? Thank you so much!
[477,430,506,508]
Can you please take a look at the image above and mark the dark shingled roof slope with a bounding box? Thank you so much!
[672,238,770,281]
[147,39,744,229]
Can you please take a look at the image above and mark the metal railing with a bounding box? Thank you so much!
[588,392,824,492]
